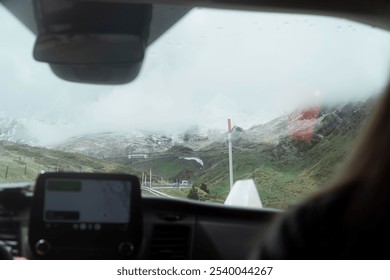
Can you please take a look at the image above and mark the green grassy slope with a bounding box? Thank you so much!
[130,156,203,181]
[172,100,373,209]
[0,141,137,183]
[149,99,368,209]
[189,141,351,209]
[127,123,362,209]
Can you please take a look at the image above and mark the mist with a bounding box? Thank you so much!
[1,7,390,145]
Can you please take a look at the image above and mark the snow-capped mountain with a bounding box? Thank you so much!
[0,117,73,146]
[176,125,226,151]
[53,126,231,160]
[53,99,374,160]
[241,98,375,146]
[0,98,376,162]
[54,131,175,160]
[0,118,38,145]
[233,98,376,159]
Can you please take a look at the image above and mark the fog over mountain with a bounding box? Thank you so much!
[0,98,376,166]
[1,6,389,143]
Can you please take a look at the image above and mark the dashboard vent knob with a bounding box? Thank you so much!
[35,239,51,256]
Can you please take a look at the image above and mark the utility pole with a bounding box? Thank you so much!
[228,119,234,190]
[149,168,152,188]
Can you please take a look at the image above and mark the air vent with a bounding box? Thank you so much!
[149,225,191,259]
[0,220,21,257]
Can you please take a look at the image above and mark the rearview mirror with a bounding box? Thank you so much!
[34,34,144,64]
[33,0,152,84]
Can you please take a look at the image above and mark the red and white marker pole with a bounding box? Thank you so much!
[228,119,234,190]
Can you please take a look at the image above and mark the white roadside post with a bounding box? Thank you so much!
[228,119,234,190]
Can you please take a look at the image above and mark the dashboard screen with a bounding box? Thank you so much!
[44,179,131,224]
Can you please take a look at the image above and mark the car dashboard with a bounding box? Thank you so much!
[0,177,279,260]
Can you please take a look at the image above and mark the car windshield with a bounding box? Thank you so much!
[1,6,390,210]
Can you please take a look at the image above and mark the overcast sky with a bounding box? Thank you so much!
[1,6,390,145]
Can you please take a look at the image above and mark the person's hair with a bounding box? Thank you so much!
[325,88,390,224]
